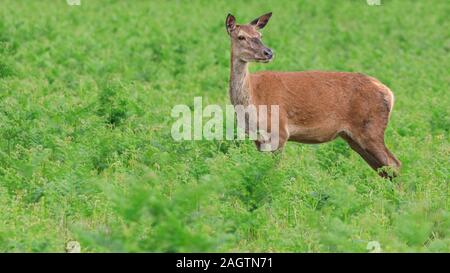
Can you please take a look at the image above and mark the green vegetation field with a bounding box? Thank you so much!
[0,0,448,252]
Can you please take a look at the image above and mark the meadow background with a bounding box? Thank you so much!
[0,0,448,252]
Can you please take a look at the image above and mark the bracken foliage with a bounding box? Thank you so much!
[0,0,448,252]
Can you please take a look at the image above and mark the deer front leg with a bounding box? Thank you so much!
[255,124,288,152]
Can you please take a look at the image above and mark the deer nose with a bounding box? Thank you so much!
[263,48,273,59]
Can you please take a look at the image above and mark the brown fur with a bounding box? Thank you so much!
[226,13,401,178]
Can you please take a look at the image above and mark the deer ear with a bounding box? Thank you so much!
[250,12,272,30]
[226,14,236,35]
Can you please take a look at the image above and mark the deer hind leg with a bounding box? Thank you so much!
[341,131,401,179]
[363,139,401,179]
[340,133,382,171]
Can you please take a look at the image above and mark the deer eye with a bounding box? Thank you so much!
[238,36,245,40]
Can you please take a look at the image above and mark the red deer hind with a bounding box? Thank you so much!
[225,12,401,178]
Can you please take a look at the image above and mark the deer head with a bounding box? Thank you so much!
[225,12,274,63]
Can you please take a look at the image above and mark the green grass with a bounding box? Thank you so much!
[0,0,448,252]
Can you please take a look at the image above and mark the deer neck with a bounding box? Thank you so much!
[229,56,252,106]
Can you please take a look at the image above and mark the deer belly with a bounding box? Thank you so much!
[287,124,340,144]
